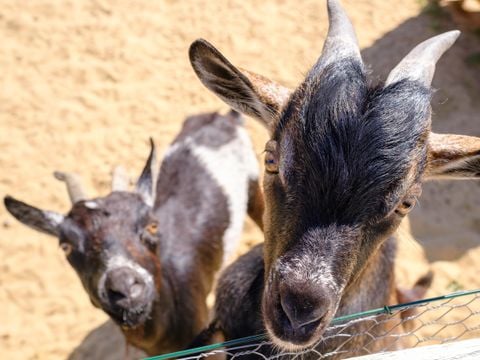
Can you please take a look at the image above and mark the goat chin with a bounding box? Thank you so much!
[266,330,314,353]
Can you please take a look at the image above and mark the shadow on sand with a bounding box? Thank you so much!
[68,320,146,360]
[361,7,480,262]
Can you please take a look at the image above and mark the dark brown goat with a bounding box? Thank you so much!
[4,110,263,355]
[188,0,480,353]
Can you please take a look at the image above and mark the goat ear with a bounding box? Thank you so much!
[425,133,480,180]
[136,138,157,206]
[4,196,63,237]
[189,39,291,131]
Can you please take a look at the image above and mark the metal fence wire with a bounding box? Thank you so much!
[146,289,480,360]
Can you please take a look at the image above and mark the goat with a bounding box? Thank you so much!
[4,110,263,356]
[192,235,433,358]
[188,0,480,354]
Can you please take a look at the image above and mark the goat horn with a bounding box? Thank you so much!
[311,0,362,75]
[385,30,460,87]
[111,165,129,191]
[136,138,157,207]
[53,171,87,204]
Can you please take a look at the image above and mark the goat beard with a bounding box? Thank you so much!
[108,303,152,329]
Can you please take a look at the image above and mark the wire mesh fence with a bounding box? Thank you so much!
[146,289,480,360]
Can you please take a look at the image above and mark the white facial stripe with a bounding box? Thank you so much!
[97,255,154,300]
[277,253,341,294]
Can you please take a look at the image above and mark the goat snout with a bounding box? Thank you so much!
[279,283,330,332]
[105,267,147,308]
[278,281,331,338]
[263,275,334,348]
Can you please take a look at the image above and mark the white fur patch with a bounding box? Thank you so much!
[84,201,99,209]
[162,141,182,160]
[164,126,259,266]
[97,255,154,300]
[192,127,259,265]
[277,252,341,295]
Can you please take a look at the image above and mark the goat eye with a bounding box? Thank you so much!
[265,151,279,174]
[395,198,416,216]
[146,222,158,235]
[60,242,73,256]
[141,223,160,250]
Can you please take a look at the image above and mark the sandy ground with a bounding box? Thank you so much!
[0,0,479,359]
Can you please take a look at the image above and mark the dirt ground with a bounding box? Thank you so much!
[0,1,479,359]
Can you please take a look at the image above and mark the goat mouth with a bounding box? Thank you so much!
[275,309,328,348]
[268,315,331,351]
[107,305,151,329]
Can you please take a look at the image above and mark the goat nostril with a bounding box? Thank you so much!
[280,292,302,330]
[107,289,127,303]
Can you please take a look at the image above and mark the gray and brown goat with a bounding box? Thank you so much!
[4,110,263,355]
[189,0,480,354]
[196,239,432,358]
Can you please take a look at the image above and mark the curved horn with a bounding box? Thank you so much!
[385,30,460,87]
[53,171,87,204]
[136,138,156,206]
[311,0,362,74]
[111,165,129,191]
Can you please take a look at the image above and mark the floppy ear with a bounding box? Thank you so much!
[4,196,64,237]
[425,133,480,180]
[189,39,291,131]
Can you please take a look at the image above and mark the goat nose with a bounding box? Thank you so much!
[105,267,146,306]
[279,282,330,331]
